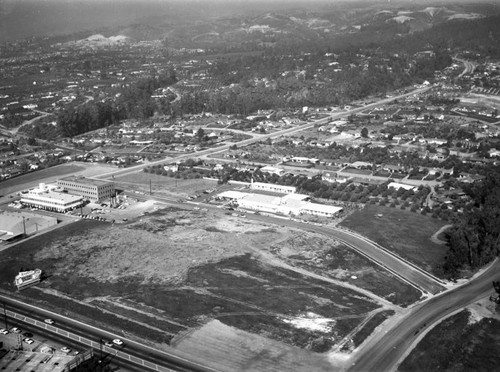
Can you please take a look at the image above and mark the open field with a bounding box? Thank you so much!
[339,205,449,277]
[114,172,220,199]
[399,301,500,372]
[0,204,413,370]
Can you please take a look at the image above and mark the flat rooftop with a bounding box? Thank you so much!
[22,190,83,203]
[0,349,74,372]
[58,176,113,186]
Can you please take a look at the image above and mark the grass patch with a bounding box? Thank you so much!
[399,309,500,372]
[115,172,216,196]
[339,205,449,277]
[352,310,395,347]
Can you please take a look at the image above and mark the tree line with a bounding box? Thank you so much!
[57,71,178,138]
[443,168,500,278]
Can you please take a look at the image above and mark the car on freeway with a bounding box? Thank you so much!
[23,338,35,344]
[112,339,124,346]
[104,341,114,347]
[60,347,71,353]
[0,329,9,335]
[44,319,55,325]
[11,327,21,333]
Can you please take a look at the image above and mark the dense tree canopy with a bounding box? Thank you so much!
[443,169,500,278]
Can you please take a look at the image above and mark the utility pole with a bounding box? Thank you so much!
[150,179,152,195]
[3,303,7,329]
[22,216,26,237]
[99,337,103,372]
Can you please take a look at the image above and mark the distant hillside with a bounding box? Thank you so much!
[388,13,500,56]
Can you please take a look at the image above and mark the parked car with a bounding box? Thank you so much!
[0,329,9,335]
[60,347,71,353]
[11,327,21,333]
[23,332,33,338]
[23,338,35,344]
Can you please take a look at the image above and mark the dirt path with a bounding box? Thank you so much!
[249,245,398,310]
[430,224,452,245]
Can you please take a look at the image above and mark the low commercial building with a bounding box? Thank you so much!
[20,184,83,212]
[218,189,342,218]
[250,181,296,194]
[387,182,417,191]
[57,176,115,203]
[0,211,57,241]
[0,348,94,372]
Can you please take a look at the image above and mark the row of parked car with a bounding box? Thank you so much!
[0,320,124,353]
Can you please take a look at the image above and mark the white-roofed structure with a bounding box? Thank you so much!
[259,166,286,176]
[387,182,417,191]
[217,187,342,218]
[0,211,57,241]
[20,183,84,212]
[218,190,248,200]
[250,181,296,194]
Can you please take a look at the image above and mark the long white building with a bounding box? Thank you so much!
[218,190,342,218]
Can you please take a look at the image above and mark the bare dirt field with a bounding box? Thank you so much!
[269,234,422,306]
[0,203,411,371]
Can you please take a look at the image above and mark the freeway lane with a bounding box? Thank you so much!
[349,258,500,372]
[1,318,138,372]
[0,293,216,372]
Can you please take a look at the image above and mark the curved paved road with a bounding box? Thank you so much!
[247,215,446,296]
[348,259,500,372]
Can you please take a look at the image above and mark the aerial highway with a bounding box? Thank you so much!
[0,293,217,372]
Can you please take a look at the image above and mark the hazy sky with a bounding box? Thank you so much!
[0,0,496,42]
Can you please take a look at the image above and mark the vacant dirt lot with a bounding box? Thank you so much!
[0,205,411,371]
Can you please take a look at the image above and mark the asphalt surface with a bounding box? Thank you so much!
[349,259,500,372]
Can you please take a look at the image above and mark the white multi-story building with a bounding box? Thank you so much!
[57,176,114,202]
